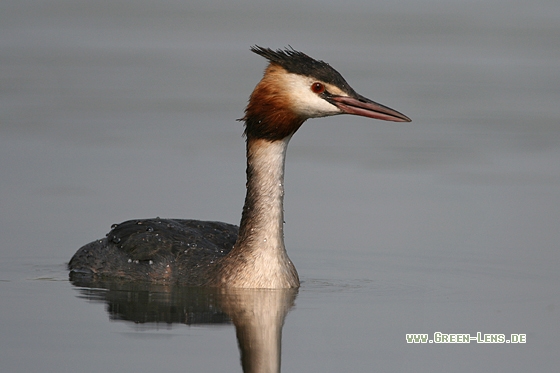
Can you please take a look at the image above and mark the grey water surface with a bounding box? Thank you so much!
[1,0,559,372]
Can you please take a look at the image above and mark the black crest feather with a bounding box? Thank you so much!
[250,46,354,94]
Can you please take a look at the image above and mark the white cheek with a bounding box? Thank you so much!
[283,74,342,118]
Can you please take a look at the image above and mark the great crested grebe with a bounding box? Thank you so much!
[69,46,411,288]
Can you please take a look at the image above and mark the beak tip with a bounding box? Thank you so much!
[330,95,411,123]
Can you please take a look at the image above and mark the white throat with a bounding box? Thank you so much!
[243,137,290,247]
[217,136,299,288]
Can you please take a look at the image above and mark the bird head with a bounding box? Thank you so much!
[243,46,411,141]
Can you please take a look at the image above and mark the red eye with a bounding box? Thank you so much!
[311,82,325,94]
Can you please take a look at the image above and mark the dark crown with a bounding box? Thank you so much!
[251,46,354,95]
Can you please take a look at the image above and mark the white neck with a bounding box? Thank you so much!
[240,137,289,250]
[216,137,299,288]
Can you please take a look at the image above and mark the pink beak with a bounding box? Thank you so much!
[329,94,411,122]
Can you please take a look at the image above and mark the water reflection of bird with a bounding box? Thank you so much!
[69,46,410,288]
